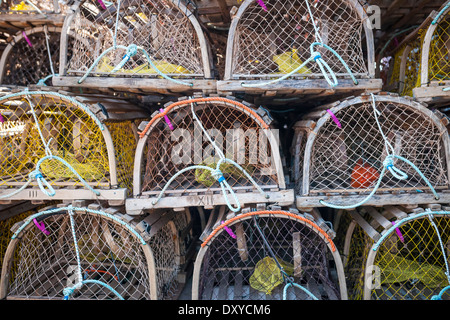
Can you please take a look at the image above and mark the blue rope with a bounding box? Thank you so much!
[431,285,450,300]
[32,155,101,197]
[432,2,450,25]
[283,282,319,300]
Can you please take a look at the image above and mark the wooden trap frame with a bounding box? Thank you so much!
[0,26,72,87]
[126,96,294,215]
[216,0,382,100]
[0,0,67,32]
[341,204,450,300]
[191,206,346,300]
[413,1,450,104]
[0,89,149,205]
[293,93,450,210]
[54,0,215,95]
[0,202,189,300]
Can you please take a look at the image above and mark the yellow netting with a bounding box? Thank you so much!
[0,94,111,188]
[106,121,139,191]
[387,45,406,90]
[372,216,450,300]
[401,31,425,96]
[345,223,373,300]
[428,15,450,83]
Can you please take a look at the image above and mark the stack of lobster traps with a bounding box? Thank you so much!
[0,0,449,302]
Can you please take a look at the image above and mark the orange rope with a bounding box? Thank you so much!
[138,97,269,138]
[201,210,336,252]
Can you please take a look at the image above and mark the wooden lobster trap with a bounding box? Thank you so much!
[0,89,148,205]
[216,0,382,101]
[293,93,450,210]
[341,204,450,300]
[191,206,346,300]
[54,0,215,95]
[0,202,187,300]
[0,26,73,87]
[413,1,450,104]
[126,96,294,214]
[0,0,67,32]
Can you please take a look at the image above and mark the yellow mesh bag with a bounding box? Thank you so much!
[273,49,312,74]
[194,156,254,187]
[249,256,293,294]
[96,57,192,75]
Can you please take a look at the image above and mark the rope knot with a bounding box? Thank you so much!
[126,44,138,58]
[383,156,395,169]
[29,170,43,180]
[312,51,321,61]
[211,169,225,183]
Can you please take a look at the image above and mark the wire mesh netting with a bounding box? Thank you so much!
[303,96,448,197]
[228,0,368,79]
[66,0,207,79]
[4,208,152,300]
[140,99,279,195]
[147,218,182,300]
[197,213,341,300]
[369,215,450,300]
[1,28,74,86]
[428,13,450,83]
[0,92,137,191]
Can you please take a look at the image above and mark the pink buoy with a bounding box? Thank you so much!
[222,221,237,239]
[256,0,267,11]
[22,31,32,47]
[97,0,107,9]
[33,218,50,235]
[326,109,342,129]
[160,108,174,130]
[392,221,405,243]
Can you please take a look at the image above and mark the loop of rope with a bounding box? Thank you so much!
[78,44,193,87]
[150,101,268,212]
[282,282,319,300]
[319,94,439,210]
[241,42,358,88]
